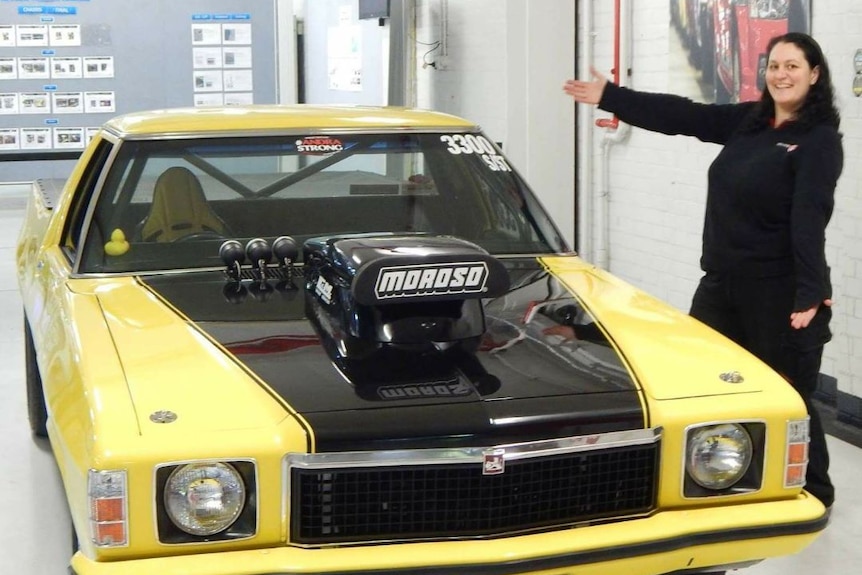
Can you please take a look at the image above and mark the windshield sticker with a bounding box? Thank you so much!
[296,136,344,154]
[440,134,511,172]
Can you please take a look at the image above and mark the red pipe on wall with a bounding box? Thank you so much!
[596,0,621,129]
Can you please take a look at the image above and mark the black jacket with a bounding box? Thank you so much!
[599,83,843,311]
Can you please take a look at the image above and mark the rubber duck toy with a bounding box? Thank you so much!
[104,228,130,256]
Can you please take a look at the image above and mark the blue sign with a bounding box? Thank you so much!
[192,13,251,21]
[18,6,78,15]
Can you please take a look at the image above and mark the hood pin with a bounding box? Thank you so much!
[150,410,178,423]
[719,371,744,384]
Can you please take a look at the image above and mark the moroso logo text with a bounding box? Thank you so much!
[377,381,472,400]
[375,262,488,300]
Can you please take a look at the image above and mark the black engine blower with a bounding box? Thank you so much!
[303,234,510,361]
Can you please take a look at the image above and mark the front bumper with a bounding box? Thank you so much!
[71,495,828,575]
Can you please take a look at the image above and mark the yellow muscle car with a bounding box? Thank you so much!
[16,105,827,575]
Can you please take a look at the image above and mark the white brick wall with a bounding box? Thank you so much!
[813,4,862,397]
[580,0,714,311]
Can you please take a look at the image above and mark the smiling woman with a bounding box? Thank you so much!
[766,42,820,125]
[564,31,842,510]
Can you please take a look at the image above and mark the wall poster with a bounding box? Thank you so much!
[669,0,812,103]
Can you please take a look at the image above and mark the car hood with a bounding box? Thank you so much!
[92,255,769,451]
[541,256,776,400]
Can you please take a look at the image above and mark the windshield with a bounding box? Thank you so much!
[78,131,568,274]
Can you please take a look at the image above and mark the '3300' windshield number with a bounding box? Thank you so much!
[440,134,511,172]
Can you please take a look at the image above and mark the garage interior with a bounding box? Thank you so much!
[2,0,862,573]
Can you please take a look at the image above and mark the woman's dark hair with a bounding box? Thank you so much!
[744,32,840,131]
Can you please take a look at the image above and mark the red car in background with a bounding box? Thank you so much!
[705,0,810,103]
[671,0,710,77]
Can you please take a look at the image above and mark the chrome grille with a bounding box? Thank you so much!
[288,428,660,545]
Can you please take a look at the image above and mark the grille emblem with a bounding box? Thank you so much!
[482,449,505,475]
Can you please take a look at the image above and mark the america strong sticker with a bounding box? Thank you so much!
[374,261,488,300]
[296,137,343,154]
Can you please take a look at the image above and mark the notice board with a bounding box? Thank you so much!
[0,0,277,159]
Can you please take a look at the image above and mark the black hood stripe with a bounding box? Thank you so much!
[139,259,646,452]
[538,260,652,428]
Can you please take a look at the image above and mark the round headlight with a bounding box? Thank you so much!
[686,423,753,490]
[164,462,245,536]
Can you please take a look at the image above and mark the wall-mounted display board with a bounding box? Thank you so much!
[0,0,277,160]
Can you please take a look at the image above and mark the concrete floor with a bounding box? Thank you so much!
[1,181,860,574]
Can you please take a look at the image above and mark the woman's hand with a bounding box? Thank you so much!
[790,298,832,329]
[563,67,610,105]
